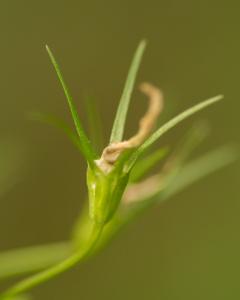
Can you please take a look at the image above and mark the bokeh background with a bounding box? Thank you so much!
[0,1,239,299]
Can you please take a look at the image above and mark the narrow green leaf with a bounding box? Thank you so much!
[110,40,147,143]
[0,242,71,280]
[45,45,96,164]
[130,147,169,182]
[29,112,83,152]
[127,95,223,169]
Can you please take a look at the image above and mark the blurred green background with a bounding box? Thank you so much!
[0,1,239,299]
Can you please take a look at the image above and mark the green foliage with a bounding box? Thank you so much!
[110,40,146,143]
[46,45,97,165]
[0,41,236,300]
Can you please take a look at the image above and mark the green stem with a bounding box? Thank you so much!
[0,224,103,299]
[0,242,71,280]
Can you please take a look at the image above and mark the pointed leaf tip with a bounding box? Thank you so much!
[45,45,97,165]
[110,40,147,143]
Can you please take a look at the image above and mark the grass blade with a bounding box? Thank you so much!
[110,40,147,143]
[46,45,96,164]
[127,95,223,169]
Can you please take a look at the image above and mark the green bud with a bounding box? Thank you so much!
[87,163,129,225]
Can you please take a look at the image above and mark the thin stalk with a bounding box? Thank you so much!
[0,224,103,299]
[0,242,71,280]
